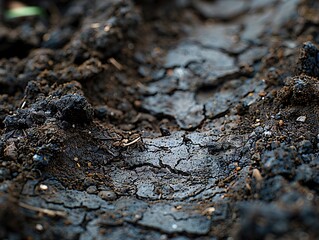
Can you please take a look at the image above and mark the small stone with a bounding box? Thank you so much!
[275,112,282,120]
[86,185,97,194]
[278,120,284,126]
[98,190,117,201]
[35,224,44,231]
[296,116,306,122]
[33,154,49,166]
[39,184,48,191]
[203,207,216,215]
[263,131,272,137]
[175,205,182,210]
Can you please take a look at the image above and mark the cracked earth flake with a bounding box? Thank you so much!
[136,182,157,199]
[146,68,198,94]
[238,47,268,66]
[187,61,239,86]
[189,24,247,54]
[111,197,148,222]
[164,43,235,70]
[138,204,211,235]
[142,91,204,129]
[146,75,179,95]
[241,11,273,41]
[41,189,108,209]
[204,92,231,119]
[198,78,266,120]
[250,0,278,8]
[241,0,299,41]
[81,219,163,240]
[192,0,248,20]
[269,0,300,33]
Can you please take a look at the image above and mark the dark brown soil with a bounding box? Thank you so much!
[1,0,319,239]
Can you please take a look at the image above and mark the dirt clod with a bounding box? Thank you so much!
[54,94,94,124]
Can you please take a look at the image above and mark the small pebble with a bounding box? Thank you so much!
[275,112,282,120]
[296,116,306,122]
[35,224,44,231]
[33,154,43,162]
[175,205,182,210]
[98,190,117,201]
[86,185,97,194]
[172,224,178,229]
[39,184,48,191]
[263,131,272,137]
[203,207,216,215]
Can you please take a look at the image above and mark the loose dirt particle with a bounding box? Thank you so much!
[296,116,306,122]
[98,191,117,201]
[252,169,263,181]
[39,184,48,191]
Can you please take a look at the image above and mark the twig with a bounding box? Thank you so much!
[122,137,141,147]
[19,202,67,218]
[109,58,123,71]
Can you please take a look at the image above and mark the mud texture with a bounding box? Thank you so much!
[1,0,319,239]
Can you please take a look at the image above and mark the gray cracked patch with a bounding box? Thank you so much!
[41,189,109,209]
[138,204,211,235]
[142,36,260,129]
[146,68,199,94]
[189,24,247,54]
[192,0,249,21]
[81,219,164,240]
[136,182,157,199]
[238,47,268,66]
[114,131,247,201]
[164,43,236,71]
[241,0,299,41]
[199,78,266,119]
[142,91,204,129]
